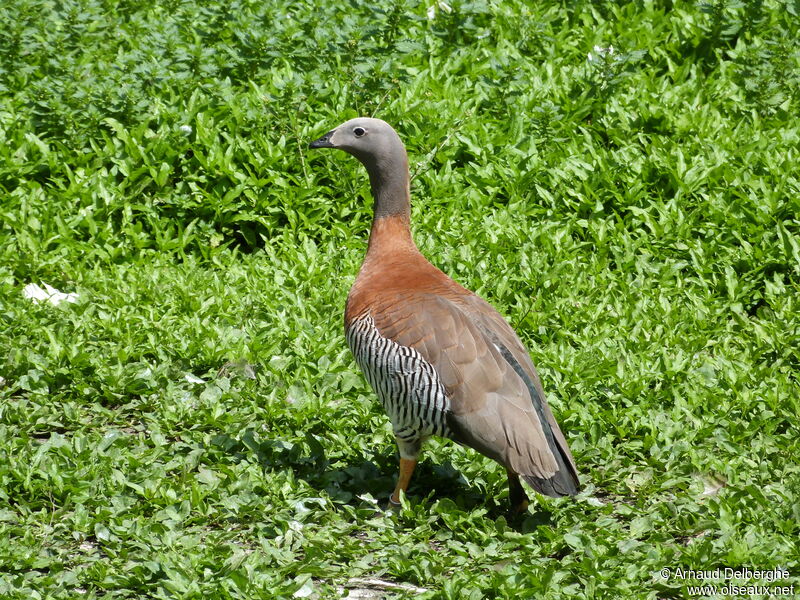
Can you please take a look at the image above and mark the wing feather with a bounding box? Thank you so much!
[371,293,579,496]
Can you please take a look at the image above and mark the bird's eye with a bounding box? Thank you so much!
[353,127,366,137]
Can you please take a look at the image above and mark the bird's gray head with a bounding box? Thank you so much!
[309,117,410,218]
[309,117,404,166]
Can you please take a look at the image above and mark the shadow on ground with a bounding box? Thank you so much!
[212,429,553,532]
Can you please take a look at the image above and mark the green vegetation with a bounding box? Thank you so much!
[1,0,798,597]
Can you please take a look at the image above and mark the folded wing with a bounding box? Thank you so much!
[372,293,580,497]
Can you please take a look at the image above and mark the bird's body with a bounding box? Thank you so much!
[310,118,579,511]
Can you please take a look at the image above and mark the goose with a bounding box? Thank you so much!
[310,118,579,512]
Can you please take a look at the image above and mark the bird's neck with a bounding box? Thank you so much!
[366,212,416,257]
[364,145,412,221]
[361,147,416,254]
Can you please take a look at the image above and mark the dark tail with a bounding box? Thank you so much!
[494,341,581,498]
[522,459,580,497]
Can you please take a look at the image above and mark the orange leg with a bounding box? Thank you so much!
[389,458,418,505]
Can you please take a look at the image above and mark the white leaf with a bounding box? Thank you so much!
[23,283,78,306]
[293,580,315,598]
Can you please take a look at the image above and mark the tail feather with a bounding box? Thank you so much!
[523,466,580,498]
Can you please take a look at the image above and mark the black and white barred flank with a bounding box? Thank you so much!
[346,315,451,453]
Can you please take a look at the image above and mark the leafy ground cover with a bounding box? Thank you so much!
[1,0,799,598]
